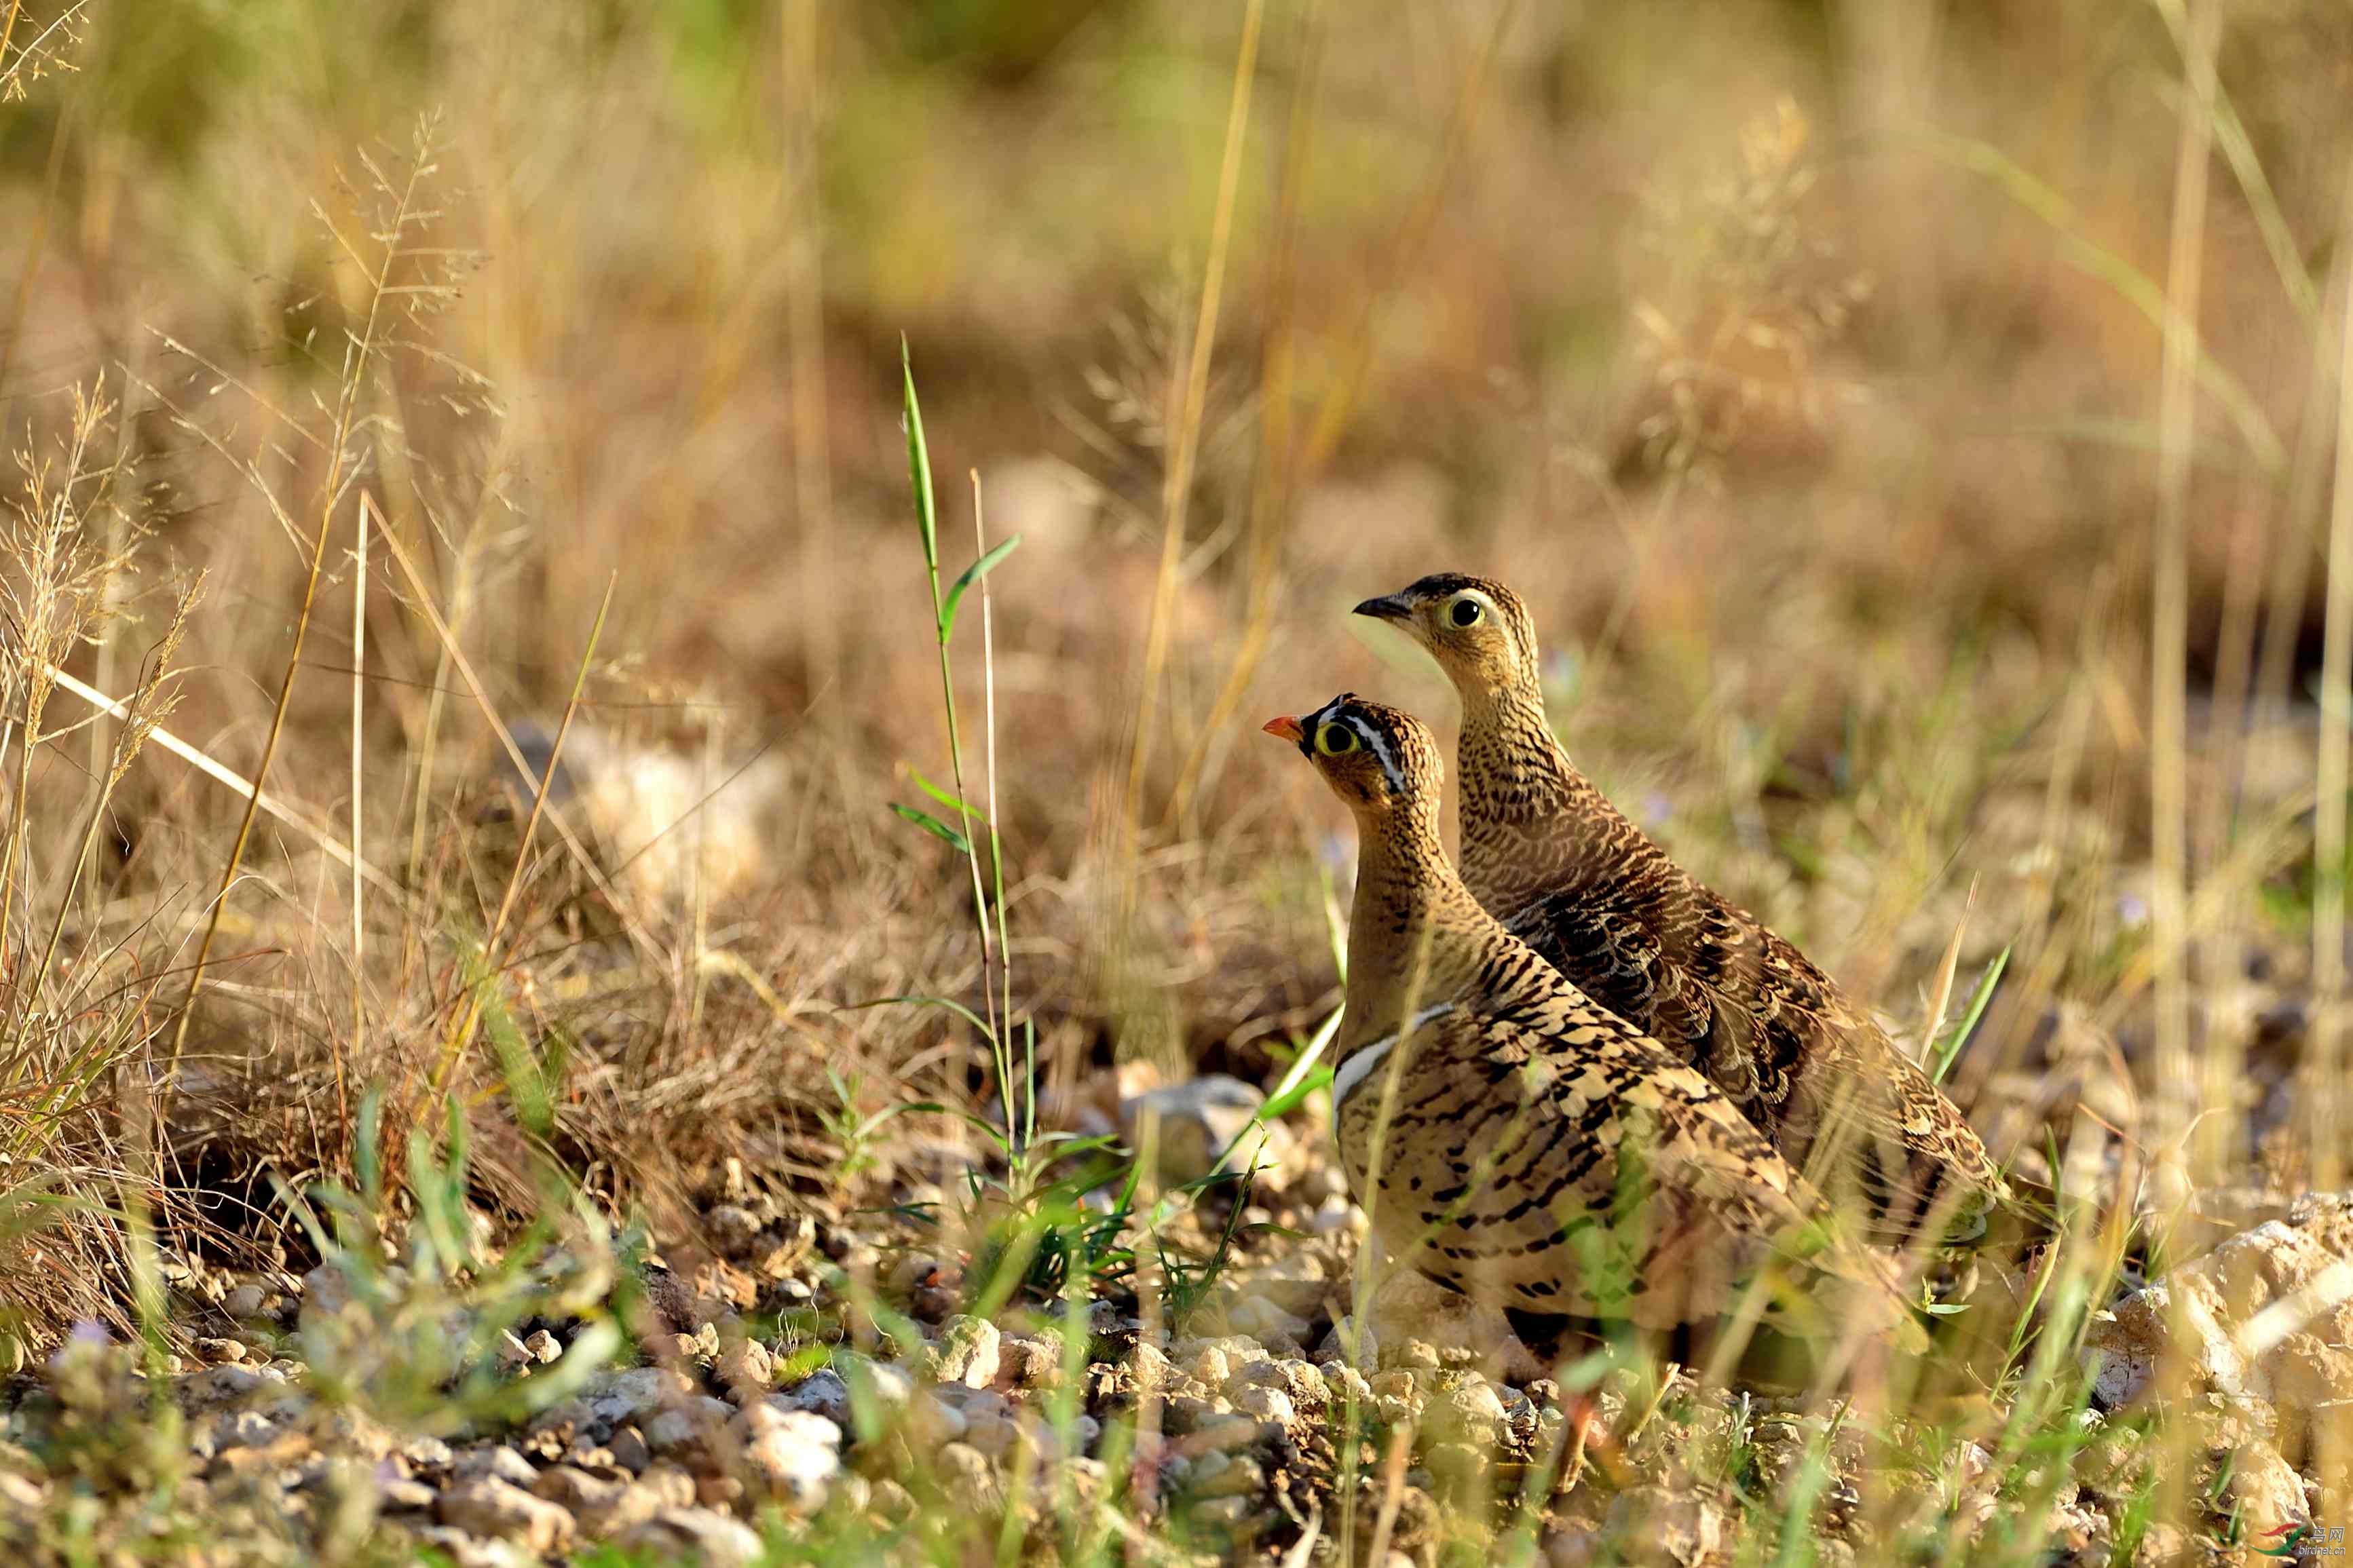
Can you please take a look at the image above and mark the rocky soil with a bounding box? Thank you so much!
[4,1075,2351,1565]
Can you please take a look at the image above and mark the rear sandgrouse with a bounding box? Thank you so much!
[1353,573,2013,1247]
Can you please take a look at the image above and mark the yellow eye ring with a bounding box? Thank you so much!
[1315,721,1358,757]
[1447,596,1484,628]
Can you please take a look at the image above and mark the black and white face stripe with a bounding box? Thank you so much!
[1302,695,1408,796]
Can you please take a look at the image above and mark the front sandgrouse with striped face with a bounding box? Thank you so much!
[1352,575,2012,1246]
[1264,694,1918,1334]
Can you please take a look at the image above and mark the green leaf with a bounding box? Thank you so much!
[478,974,552,1141]
[901,338,938,570]
[353,1088,383,1207]
[1257,1003,1342,1124]
[938,534,1021,643]
[1029,1131,1124,1160]
[900,763,979,820]
[1318,862,1347,982]
[1260,1063,1334,1123]
[1932,943,2010,1086]
[852,1098,931,1140]
[889,801,971,854]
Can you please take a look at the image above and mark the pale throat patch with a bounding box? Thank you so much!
[1332,1002,1456,1111]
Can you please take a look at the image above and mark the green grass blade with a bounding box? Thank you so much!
[939,534,1021,643]
[1934,942,2011,1084]
[887,1099,1015,1145]
[1260,1003,1342,1120]
[901,762,979,819]
[889,800,971,854]
[1260,1063,1334,1124]
[901,337,939,571]
[1319,860,1347,981]
[479,975,552,1139]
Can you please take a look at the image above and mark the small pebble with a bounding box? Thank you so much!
[379,1478,436,1511]
[609,1426,652,1474]
[454,1445,540,1489]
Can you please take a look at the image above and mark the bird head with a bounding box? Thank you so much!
[1262,693,1443,818]
[1352,572,1541,698]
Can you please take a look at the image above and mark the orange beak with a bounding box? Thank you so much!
[1262,715,1305,744]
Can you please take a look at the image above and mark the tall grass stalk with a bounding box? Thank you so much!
[373,516,664,970]
[1167,0,1512,833]
[2310,167,2353,1197]
[401,490,480,896]
[0,381,122,961]
[79,349,141,921]
[686,703,720,1034]
[784,0,837,715]
[897,347,1026,1149]
[344,486,368,1126]
[427,571,614,1100]
[971,467,1020,1145]
[2253,298,2340,723]
[1163,0,1323,836]
[0,75,67,394]
[2201,478,2270,877]
[0,0,26,83]
[2153,0,2319,328]
[1,383,204,1357]
[1334,913,1440,1563]
[1120,0,1264,844]
[2146,0,2215,1197]
[0,0,88,100]
[166,124,440,1083]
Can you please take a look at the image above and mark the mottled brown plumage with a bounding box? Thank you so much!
[1354,574,2011,1246]
[1265,694,1919,1335]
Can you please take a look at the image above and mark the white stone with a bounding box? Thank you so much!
[737,1407,841,1509]
[922,1316,1002,1389]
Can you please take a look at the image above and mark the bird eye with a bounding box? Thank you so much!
[1448,596,1484,628]
[1315,722,1358,757]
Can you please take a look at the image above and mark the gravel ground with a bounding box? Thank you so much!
[4,1075,2350,1565]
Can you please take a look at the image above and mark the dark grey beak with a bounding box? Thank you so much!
[1353,594,1414,622]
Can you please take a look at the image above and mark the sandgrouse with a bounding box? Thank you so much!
[1353,573,2012,1246]
[1264,693,1919,1337]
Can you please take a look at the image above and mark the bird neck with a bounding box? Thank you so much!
[1341,803,1488,1048]
[1454,675,1656,909]
[1458,675,1592,824]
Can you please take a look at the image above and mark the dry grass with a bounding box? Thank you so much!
[3,0,2353,1558]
